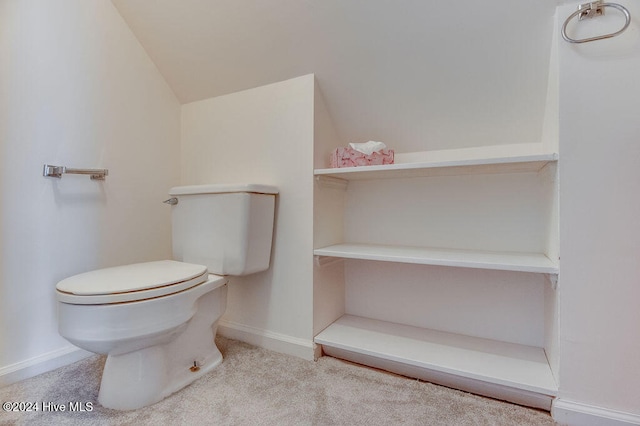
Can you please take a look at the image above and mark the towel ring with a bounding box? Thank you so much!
[562,1,631,44]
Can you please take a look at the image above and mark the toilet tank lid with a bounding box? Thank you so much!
[169,184,278,196]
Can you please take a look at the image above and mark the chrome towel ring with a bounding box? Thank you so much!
[562,0,631,43]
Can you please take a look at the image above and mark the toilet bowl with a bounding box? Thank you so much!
[57,260,227,410]
[56,184,277,410]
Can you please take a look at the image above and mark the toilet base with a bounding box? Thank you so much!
[98,341,222,410]
[98,288,226,410]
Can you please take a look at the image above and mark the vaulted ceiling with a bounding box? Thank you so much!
[113,0,557,152]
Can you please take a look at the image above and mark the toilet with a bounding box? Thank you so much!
[55,184,278,410]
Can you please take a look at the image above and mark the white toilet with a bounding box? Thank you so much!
[55,184,278,410]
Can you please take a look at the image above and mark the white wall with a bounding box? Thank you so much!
[313,80,345,338]
[0,0,180,384]
[555,0,640,421]
[180,75,316,359]
[338,171,555,347]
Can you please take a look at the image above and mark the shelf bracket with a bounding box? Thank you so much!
[314,255,344,268]
[546,274,559,290]
[315,175,348,190]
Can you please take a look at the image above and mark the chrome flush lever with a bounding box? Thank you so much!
[163,197,178,205]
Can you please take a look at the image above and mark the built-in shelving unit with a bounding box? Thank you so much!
[313,146,559,411]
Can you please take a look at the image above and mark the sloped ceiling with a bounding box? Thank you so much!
[113,0,557,152]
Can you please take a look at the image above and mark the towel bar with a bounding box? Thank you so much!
[43,164,108,180]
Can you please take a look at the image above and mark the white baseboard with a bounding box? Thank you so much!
[218,319,316,361]
[553,399,640,426]
[0,346,92,388]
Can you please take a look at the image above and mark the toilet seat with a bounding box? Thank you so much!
[56,260,209,305]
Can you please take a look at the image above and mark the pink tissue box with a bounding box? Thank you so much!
[330,147,394,168]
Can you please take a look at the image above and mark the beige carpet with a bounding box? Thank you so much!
[0,337,556,425]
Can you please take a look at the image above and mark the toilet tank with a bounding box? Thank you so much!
[168,184,278,276]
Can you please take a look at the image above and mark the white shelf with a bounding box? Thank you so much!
[314,152,558,181]
[315,315,558,409]
[313,243,558,274]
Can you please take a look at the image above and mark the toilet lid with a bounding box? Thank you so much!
[56,260,208,304]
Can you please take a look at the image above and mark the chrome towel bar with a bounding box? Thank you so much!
[562,1,631,44]
[43,164,108,180]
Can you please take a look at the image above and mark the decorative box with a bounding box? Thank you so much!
[330,147,394,168]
